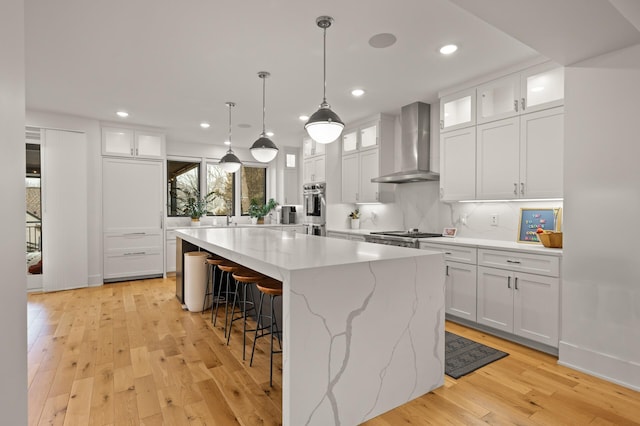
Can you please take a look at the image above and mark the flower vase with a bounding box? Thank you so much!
[251,217,258,225]
[351,218,360,229]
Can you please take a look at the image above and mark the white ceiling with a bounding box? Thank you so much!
[24,0,640,150]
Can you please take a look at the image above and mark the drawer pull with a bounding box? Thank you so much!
[124,232,146,236]
[444,252,452,255]
[445,265,449,276]
[506,259,521,264]
[124,251,146,256]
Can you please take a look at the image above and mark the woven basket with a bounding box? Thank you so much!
[538,231,563,248]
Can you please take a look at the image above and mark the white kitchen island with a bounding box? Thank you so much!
[176,227,445,425]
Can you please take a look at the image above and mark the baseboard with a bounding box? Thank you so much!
[88,274,103,287]
[558,341,640,392]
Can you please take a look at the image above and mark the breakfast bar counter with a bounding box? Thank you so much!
[176,227,445,425]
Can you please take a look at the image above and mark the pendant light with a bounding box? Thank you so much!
[219,102,242,173]
[250,71,279,162]
[305,16,344,144]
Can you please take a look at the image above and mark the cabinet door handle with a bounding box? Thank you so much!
[520,182,525,195]
[506,259,521,264]
[515,277,519,290]
[130,147,134,156]
[444,252,452,255]
[124,232,146,236]
[514,99,519,112]
[440,187,444,198]
[513,183,518,195]
[521,98,526,111]
[445,265,449,276]
[440,120,444,130]
[375,191,379,201]
[135,148,139,156]
[124,251,146,256]
[507,276,511,289]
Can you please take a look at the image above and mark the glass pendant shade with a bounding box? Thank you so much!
[219,149,242,173]
[218,101,242,173]
[250,135,278,162]
[305,103,344,144]
[251,71,279,162]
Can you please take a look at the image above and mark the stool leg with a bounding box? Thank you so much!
[269,294,275,387]
[226,276,240,344]
[241,282,257,361]
[250,291,266,367]
[213,268,225,327]
[201,263,212,313]
[210,265,218,324]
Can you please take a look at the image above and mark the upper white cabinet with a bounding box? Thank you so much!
[340,115,393,203]
[476,107,564,200]
[303,155,326,184]
[477,63,564,125]
[303,136,326,158]
[278,147,300,204]
[440,126,476,201]
[439,88,476,133]
[102,127,166,159]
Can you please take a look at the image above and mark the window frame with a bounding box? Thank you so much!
[239,164,268,216]
[166,157,202,218]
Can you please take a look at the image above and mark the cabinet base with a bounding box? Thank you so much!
[103,273,163,284]
[446,314,558,356]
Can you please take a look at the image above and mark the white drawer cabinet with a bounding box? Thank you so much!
[420,242,478,321]
[166,230,177,273]
[478,248,559,277]
[104,249,164,281]
[104,232,162,251]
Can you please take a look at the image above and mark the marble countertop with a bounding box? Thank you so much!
[327,228,563,256]
[168,223,302,231]
[176,227,437,272]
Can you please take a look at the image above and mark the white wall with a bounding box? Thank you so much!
[559,44,640,390]
[0,0,28,422]
[26,111,104,285]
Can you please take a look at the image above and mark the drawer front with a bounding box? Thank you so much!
[166,230,177,241]
[105,232,163,250]
[104,250,163,279]
[420,242,477,264]
[478,249,559,277]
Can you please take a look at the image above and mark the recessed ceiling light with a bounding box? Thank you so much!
[266,131,274,137]
[200,122,210,129]
[224,140,231,146]
[369,33,397,49]
[351,89,365,97]
[299,115,309,121]
[116,111,129,118]
[439,44,458,55]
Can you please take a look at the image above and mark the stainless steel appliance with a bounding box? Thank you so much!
[280,205,297,224]
[303,183,326,224]
[304,223,326,236]
[364,229,442,248]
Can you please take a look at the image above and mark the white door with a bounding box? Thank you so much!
[440,88,476,132]
[313,156,326,183]
[513,272,559,346]
[445,261,477,321]
[134,131,165,158]
[359,149,379,202]
[440,126,476,201]
[477,73,520,124]
[521,64,564,113]
[341,153,358,202]
[476,117,520,199]
[477,266,513,333]
[42,129,88,291]
[519,107,564,198]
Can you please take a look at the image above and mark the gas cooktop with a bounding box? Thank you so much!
[369,230,442,239]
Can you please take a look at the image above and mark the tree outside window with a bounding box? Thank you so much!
[240,166,266,215]
[206,163,234,216]
[167,160,200,217]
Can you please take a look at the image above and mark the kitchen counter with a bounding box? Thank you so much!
[168,223,302,231]
[176,227,444,426]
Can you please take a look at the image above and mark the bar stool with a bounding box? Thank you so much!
[250,277,283,387]
[202,255,224,318]
[229,268,265,360]
[215,261,241,338]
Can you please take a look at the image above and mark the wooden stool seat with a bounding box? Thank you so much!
[257,278,283,296]
[206,257,224,266]
[232,269,265,283]
[218,263,240,273]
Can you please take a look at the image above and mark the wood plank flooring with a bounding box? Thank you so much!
[27,277,640,425]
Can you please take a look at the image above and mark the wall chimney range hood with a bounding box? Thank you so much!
[372,101,439,183]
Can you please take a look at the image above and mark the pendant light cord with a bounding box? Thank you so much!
[227,102,233,149]
[322,26,327,104]
[262,75,267,135]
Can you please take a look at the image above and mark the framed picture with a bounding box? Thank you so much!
[442,227,457,237]
[518,207,562,243]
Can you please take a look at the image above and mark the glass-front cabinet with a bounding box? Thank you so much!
[477,74,520,124]
[521,64,564,113]
[439,88,476,133]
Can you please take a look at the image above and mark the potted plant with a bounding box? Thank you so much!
[249,198,278,225]
[175,188,217,226]
[348,208,360,229]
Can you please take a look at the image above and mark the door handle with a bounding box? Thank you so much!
[513,183,518,195]
[514,99,519,112]
[521,98,526,111]
[515,277,519,290]
[507,276,511,289]
[445,265,449,276]
[520,182,525,195]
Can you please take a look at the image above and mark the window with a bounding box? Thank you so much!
[240,166,267,215]
[206,163,235,216]
[286,153,296,168]
[167,160,200,217]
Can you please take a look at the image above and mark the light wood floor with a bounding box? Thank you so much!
[27,277,640,425]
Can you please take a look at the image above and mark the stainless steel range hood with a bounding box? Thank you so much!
[372,101,439,183]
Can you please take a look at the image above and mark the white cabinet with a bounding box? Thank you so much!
[102,127,166,159]
[279,147,300,204]
[340,115,393,203]
[303,136,325,158]
[476,63,564,125]
[303,155,326,184]
[166,230,177,273]
[421,242,477,321]
[440,88,476,132]
[439,126,476,201]
[476,107,564,200]
[103,157,164,281]
[477,249,559,347]
[327,231,365,241]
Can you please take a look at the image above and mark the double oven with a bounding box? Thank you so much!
[303,183,326,236]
